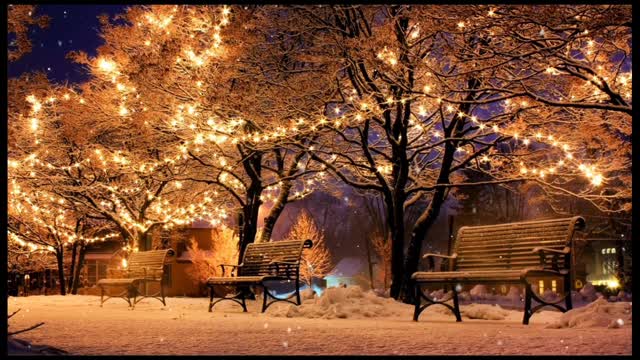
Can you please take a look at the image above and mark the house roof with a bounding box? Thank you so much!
[325,257,365,278]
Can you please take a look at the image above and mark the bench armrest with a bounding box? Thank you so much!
[219,263,242,277]
[421,253,458,272]
[532,247,570,271]
[531,247,570,255]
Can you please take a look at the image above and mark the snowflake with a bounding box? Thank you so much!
[497,340,503,346]
[264,323,269,329]
[282,341,288,348]
[287,327,292,333]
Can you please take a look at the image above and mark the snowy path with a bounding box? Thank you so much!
[8,295,631,355]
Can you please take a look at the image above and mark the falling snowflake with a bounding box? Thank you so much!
[282,341,288,348]
[497,340,503,346]
[264,323,269,329]
[287,327,292,333]
[616,319,624,326]
[58,40,63,47]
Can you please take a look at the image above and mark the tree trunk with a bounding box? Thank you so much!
[400,187,448,302]
[237,183,263,264]
[67,242,78,293]
[55,248,66,296]
[259,180,293,242]
[364,231,375,290]
[388,198,406,299]
[71,243,86,294]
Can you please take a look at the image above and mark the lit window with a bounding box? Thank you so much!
[551,280,557,293]
[602,249,606,255]
[538,280,545,294]
[611,248,616,254]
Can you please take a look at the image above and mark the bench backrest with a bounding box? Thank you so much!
[453,217,585,271]
[239,239,313,278]
[127,249,175,278]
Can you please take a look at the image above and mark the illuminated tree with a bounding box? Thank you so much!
[7,5,50,62]
[75,5,336,263]
[277,5,631,299]
[6,5,631,303]
[283,210,332,286]
[186,226,239,286]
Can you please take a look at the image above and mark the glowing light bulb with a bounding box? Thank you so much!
[97,58,117,73]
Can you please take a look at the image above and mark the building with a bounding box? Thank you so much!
[79,226,218,297]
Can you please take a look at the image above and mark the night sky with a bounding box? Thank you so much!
[8,5,128,83]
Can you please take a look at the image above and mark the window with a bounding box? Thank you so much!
[538,280,545,293]
[86,260,108,285]
[551,280,557,293]
[601,247,618,275]
[603,259,617,275]
[160,230,171,249]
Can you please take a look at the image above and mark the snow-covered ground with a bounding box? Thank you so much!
[7,288,631,355]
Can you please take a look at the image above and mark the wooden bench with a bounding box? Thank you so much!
[411,216,585,324]
[97,249,174,308]
[206,239,312,313]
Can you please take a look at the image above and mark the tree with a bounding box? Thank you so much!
[77,5,337,264]
[186,226,239,286]
[7,5,50,62]
[283,210,333,286]
[278,5,631,300]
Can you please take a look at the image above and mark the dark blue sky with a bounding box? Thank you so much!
[8,5,128,83]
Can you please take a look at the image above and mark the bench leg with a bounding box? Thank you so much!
[160,281,166,306]
[100,286,105,307]
[261,285,269,313]
[208,285,215,312]
[295,278,302,306]
[129,284,136,309]
[523,283,533,325]
[564,276,573,311]
[240,288,248,313]
[413,282,421,321]
[451,287,462,322]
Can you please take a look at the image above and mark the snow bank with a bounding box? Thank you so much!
[269,285,409,319]
[546,299,632,329]
[427,302,511,320]
[460,304,511,320]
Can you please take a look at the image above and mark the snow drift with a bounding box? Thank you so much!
[269,286,408,319]
[546,299,632,329]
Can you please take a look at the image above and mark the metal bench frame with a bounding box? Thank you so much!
[207,239,312,313]
[97,249,174,308]
[411,217,585,325]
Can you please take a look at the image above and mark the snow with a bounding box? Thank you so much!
[269,286,404,319]
[458,304,511,320]
[7,292,631,355]
[546,299,632,329]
